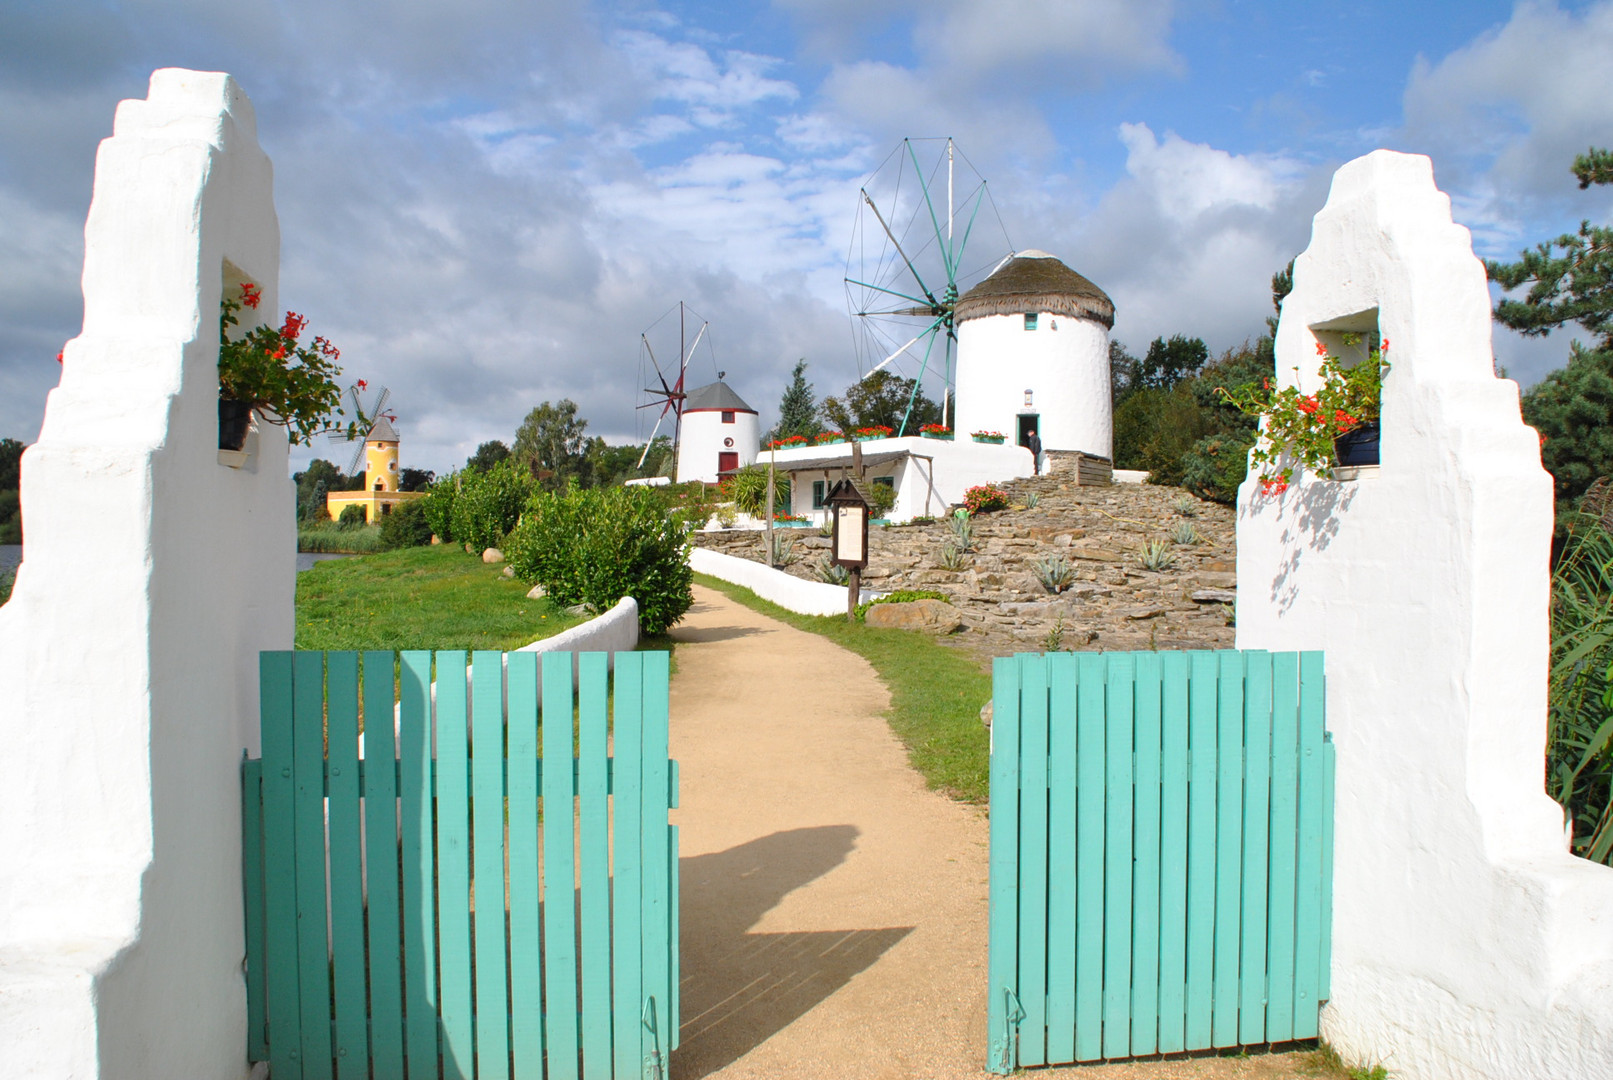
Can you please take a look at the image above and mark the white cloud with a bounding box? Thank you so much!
[1117,122,1301,222]
[917,0,1181,86]
[1403,0,1613,250]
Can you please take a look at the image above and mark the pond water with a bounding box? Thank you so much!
[2,546,349,574]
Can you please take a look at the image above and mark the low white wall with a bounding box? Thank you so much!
[1236,151,1613,1079]
[515,596,639,686]
[770,437,1034,523]
[690,547,882,616]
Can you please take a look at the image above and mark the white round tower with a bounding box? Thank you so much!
[675,379,759,483]
[952,249,1114,461]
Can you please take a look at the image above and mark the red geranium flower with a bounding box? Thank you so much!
[240,282,262,310]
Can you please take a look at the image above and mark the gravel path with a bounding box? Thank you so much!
[667,583,1331,1080]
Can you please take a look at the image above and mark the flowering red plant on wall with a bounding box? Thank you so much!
[218,282,373,446]
[766,434,809,450]
[853,425,894,439]
[919,423,952,435]
[1219,333,1389,496]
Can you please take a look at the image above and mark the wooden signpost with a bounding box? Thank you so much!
[825,477,871,621]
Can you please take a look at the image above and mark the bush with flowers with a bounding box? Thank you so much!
[963,483,1009,515]
[218,282,371,445]
[1219,334,1389,496]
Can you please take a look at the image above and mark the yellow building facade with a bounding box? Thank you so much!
[325,417,426,522]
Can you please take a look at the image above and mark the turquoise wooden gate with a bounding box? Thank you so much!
[241,649,678,1080]
[986,650,1333,1071]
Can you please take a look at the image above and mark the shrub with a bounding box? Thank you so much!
[722,465,790,517]
[450,459,532,552]
[1548,518,1613,864]
[867,482,897,518]
[504,484,693,635]
[0,565,14,605]
[963,484,1008,515]
[298,522,385,553]
[337,503,367,530]
[379,499,433,550]
[1180,431,1255,505]
[422,473,459,542]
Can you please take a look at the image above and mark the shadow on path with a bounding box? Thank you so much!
[673,826,914,1077]
[672,623,768,644]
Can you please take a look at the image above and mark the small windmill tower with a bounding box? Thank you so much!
[952,250,1115,467]
[324,414,425,523]
[675,378,759,483]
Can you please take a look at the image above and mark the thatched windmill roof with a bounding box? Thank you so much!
[955,249,1114,329]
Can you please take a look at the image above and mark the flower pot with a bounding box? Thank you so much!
[1333,420,1380,467]
[973,435,1005,444]
[922,431,953,440]
[218,397,253,451]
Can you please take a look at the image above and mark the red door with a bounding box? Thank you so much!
[718,451,739,474]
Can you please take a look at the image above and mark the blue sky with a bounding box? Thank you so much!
[2,0,1611,474]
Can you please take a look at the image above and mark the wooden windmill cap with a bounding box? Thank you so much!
[955,249,1115,329]
[366,415,399,443]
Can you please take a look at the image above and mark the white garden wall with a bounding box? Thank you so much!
[690,548,882,615]
[0,70,287,1079]
[1236,150,1613,1079]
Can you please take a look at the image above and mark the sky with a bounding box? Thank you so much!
[2,0,1612,475]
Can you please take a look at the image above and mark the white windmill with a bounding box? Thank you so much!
[844,138,1015,436]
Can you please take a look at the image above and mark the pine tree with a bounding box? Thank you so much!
[770,359,821,440]
[1490,148,1613,504]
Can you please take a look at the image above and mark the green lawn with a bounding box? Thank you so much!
[296,545,584,652]
[693,572,992,804]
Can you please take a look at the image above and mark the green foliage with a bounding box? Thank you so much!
[298,522,385,553]
[504,484,693,635]
[722,464,791,516]
[1220,334,1387,494]
[1109,339,1142,407]
[815,555,849,585]
[770,359,822,441]
[1487,148,1613,352]
[1032,554,1076,594]
[1170,520,1200,545]
[855,589,949,622]
[1113,382,1210,483]
[337,503,368,530]
[293,458,362,521]
[1547,517,1613,865]
[0,439,20,544]
[378,499,433,549]
[464,440,511,473]
[947,512,975,552]
[1114,334,1210,396]
[866,481,897,518]
[767,531,798,567]
[0,565,12,604]
[513,399,589,490]
[1522,344,1613,503]
[1138,538,1177,572]
[421,472,459,541]
[296,543,582,652]
[1180,431,1257,505]
[821,369,942,435]
[217,286,368,446]
[450,459,533,551]
[398,467,435,492]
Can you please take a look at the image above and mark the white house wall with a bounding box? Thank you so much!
[0,70,289,1079]
[676,408,758,483]
[766,437,1035,522]
[1235,150,1613,1079]
[954,311,1111,458]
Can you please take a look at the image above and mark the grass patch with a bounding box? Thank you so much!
[1308,1044,1391,1079]
[297,544,584,651]
[693,572,991,803]
[299,521,386,553]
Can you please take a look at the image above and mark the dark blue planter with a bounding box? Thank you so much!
[1333,420,1380,467]
[218,397,253,451]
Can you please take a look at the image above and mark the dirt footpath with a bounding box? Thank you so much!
[667,584,1331,1080]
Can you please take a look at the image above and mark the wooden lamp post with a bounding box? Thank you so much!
[825,477,871,621]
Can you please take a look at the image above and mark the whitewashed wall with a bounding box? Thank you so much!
[770,436,1034,523]
[1236,150,1613,1079]
[954,311,1111,458]
[689,548,882,615]
[676,407,758,483]
[0,70,287,1079]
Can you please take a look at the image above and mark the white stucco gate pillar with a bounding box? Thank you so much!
[1235,150,1613,1079]
[0,70,290,1078]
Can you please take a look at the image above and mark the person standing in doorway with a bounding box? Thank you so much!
[1026,426,1043,475]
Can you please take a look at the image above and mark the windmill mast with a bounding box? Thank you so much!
[945,137,954,429]
[673,301,685,478]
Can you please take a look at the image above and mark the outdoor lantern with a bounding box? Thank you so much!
[1024,389,1034,408]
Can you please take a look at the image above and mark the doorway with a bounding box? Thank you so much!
[1017,413,1040,450]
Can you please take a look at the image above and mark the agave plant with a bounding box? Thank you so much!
[939,541,969,571]
[1033,554,1077,594]
[947,511,976,553]
[768,531,798,568]
[816,555,849,585]
[1173,494,1198,517]
[1548,519,1613,865]
[1138,539,1177,572]
[1171,521,1199,546]
[1026,492,1041,509]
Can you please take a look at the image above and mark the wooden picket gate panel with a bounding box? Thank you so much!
[986,650,1333,1071]
[241,650,678,1080]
